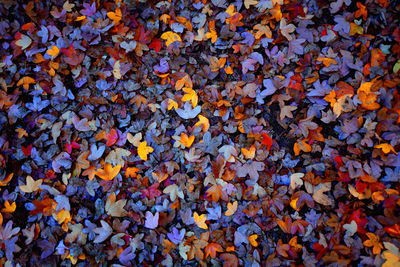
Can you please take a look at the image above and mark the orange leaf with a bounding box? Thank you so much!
[1,200,16,213]
[94,163,121,181]
[178,133,195,148]
[248,234,258,247]
[0,173,13,187]
[46,45,60,59]
[175,74,192,90]
[17,76,35,90]
[241,145,255,160]
[375,143,397,154]
[205,243,224,259]
[107,8,122,24]
[225,201,238,216]
[125,167,140,178]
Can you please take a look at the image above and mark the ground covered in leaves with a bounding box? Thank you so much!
[1,0,400,266]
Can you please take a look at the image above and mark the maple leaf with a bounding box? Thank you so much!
[363,232,383,254]
[94,163,121,181]
[20,176,42,193]
[193,212,208,229]
[2,200,16,213]
[93,220,113,243]
[205,243,224,259]
[137,141,154,161]
[107,8,122,24]
[105,193,127,217]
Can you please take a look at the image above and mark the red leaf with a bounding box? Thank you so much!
[22,144,33,156]
[149,38,162,53]
[261,132,273,151]
[384,224,400,237]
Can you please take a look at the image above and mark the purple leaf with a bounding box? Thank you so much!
[167,227,185,244]
[144,211,159,229]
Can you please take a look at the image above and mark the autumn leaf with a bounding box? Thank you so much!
[161,31,182,47]
[363,232,383,254]
[138,141,154,161]
[193,212,208,229]
[225,201,238,216]
[17,76,35,90]
[107,8,122,24]
[94,163,121,181]
[20,176,43,193]
[178,132,195,148]
[46,46,60,59]
[375,143,397,154]
[205,243,223,259]
[248,234,258,247]
[167,98,178,110]
[2,200,16,213]
[105,192,127,217]
[182,87,198,108]
[194,115,210,133]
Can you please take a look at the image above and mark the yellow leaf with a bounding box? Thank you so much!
[54,209,71,224]
[138,141,154,161]
[375,143,397,154]
[1,201,16,213]
[94,163,122,181]
[178,133,195,148]
[20,176,43,193]
[225,201,238,216]
[194,115,210,133]
[241,145,255,160]
[46,46,60,59]
[76,15,86,21]
[107,8,122,24]
[317,57,338,67]
[168,99,178,110]
[193,212,208,229]
[248,234,258,247]
[160,31,182,47]
[182,87,198,107]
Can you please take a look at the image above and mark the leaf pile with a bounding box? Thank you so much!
[1,0,400,266]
